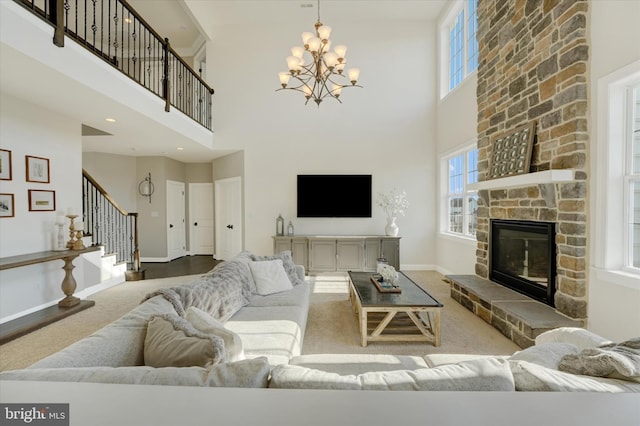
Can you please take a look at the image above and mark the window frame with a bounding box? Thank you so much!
[594,59,640,287]
[439,0,479,99]
[624,85,640,273]
[440,142,479,241]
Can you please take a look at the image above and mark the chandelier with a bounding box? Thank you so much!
[276,0,362,106]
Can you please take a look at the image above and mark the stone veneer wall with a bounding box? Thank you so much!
[475,0,589,320]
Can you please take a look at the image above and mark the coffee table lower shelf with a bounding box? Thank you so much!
[349,285,441,347]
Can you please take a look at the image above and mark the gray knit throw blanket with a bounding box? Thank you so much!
[142,260,254,322]
[558,337,640,380]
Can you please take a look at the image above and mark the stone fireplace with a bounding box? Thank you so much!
[474,0,589,321]
[448,1,589,348]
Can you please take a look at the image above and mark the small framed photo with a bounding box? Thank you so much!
[0,193,14,217]
[26,155,50,183]
[0,149,11,180]
[28,189,56,212]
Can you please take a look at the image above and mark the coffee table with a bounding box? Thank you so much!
[348,271,443,347]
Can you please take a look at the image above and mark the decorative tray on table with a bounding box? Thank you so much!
[370,274,402,293]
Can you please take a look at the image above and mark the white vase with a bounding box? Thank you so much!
[385,217,399,236]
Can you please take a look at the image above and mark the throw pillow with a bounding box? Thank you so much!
[248,259,293,295]
[509,342,579,370]
[186,306,245,362]
[251,251,304,286]
[144,314,225,368]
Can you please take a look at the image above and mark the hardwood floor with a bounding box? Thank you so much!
[142,255,221,279]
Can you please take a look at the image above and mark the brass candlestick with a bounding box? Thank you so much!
[73,226,85,250]
[66,215,78,249]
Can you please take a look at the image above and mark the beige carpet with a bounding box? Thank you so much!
[0,271,518,372]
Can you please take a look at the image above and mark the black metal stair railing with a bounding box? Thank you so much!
[82,169,141,273]
[14,0,214,130]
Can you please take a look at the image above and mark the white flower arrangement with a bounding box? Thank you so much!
[377,188,409,219]
[377,263,399,284]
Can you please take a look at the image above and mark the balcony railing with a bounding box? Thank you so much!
[15,0,214,130]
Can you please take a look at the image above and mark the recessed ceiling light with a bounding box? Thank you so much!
[177,147,184,151]
[105,117,116,123]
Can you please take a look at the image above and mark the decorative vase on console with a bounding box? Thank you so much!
[377,188,409,237]
[385,217,399,237]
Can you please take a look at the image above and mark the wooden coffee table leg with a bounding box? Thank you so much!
[360,309,368,347]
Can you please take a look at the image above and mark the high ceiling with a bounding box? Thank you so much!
[2,1,448,163]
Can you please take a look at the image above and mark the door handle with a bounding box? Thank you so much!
[194,222,198,226]
[169,224,174,228]
[227,224,234,229]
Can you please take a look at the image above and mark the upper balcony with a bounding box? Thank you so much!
[1,0,217,161]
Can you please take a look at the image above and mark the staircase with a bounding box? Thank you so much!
[83,169,144,281]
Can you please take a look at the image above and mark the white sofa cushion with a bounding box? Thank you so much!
[269,358,515,391]
[509,342,579,370]
[535,327,613,351]
[186,307,245,362]
[510,360,640,392]
[0,358,270,388]
[290,354,429,375]
[144,315,225,368]
[251,251,305,286]
[249,259,293,296]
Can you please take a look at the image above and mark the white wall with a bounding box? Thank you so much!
[588,1,640,341]
[207,19,439,268]
[83,153,137,212]
[0,94,89,321]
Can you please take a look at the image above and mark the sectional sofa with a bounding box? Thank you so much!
[1,251,638,392]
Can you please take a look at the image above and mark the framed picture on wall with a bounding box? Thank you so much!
[28,189,56,211]
[26,155,50,183]
[0,193,14,217]
[0,149,11,180]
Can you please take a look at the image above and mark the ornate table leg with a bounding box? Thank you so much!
[58,254,81,308]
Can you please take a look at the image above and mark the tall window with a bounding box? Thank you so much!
[627,85,640,270]
[444,146,478,237]
[441,0,479,96]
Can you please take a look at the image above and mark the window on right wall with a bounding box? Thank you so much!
[440,0,478,97]
[627,85,640,271]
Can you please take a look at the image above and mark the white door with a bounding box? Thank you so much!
[189,183,214,255]
[167,180,186,261]
[215,177,242,260]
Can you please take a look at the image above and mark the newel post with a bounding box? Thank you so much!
[50,0,64,47]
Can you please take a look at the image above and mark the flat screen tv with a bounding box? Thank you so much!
[297,174,372,218]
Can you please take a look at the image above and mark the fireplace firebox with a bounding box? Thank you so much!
[490,219,556,306]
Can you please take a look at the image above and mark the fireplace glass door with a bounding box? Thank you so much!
[490,220,556,306]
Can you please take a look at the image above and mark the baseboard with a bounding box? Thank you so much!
[140,256,171,263]
[76,276,125,299]
[401,264,438,271]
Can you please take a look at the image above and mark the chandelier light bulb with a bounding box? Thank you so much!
[301,32,314,48]
[332,84,343,97]
[286,56,301,72]
[334,45,347,60]
[335,62,346,74]
[279,72,291,87]
[307,37,322,53]
[324,52,338,69]
[303,85,312,98]
[347,68,360,84]
[317,25,332,41]
[291,46,304,59]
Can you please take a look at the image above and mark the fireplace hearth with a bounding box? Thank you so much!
[490,219,556,306]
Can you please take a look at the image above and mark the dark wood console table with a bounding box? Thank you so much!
[0,246,101,344]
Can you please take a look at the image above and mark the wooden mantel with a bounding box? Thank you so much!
[468,169,575,191]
